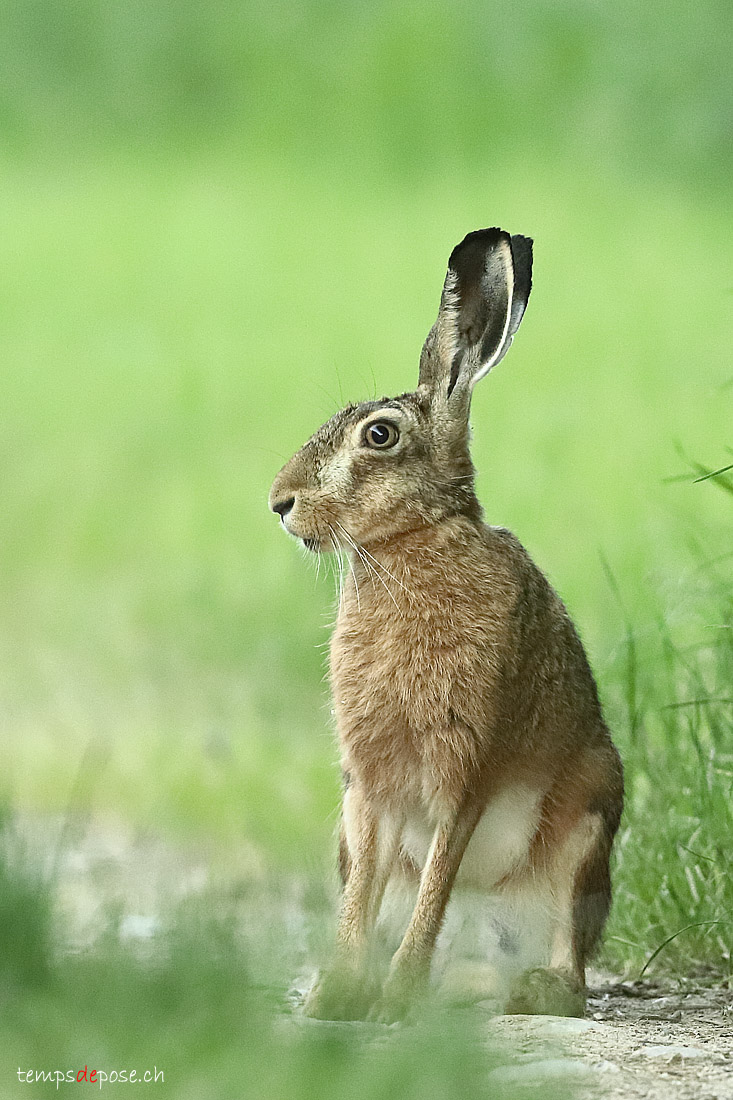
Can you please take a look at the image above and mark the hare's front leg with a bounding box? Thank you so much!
[304,782,402,1020]
[371,795,485,1023]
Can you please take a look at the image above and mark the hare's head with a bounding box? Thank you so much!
[269,228,532,551]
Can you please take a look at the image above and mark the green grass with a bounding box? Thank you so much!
[0,2,732,1087]
[603,559,733,979]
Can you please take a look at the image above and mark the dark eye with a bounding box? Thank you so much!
[364,420,400,449]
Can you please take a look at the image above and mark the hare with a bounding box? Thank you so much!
[269,228,623,1022]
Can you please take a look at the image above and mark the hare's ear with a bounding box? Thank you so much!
[418,229,532,399]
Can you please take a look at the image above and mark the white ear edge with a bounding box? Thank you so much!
[469,237,514,388]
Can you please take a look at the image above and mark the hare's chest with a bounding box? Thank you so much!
[331,603,449,726]
[329,602,479,804]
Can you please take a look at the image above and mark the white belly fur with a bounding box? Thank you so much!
[401,783,543,889]
[381,784,557,1005]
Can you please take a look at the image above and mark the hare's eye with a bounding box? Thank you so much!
[364,421,400,449]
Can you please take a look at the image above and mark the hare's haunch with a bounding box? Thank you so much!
[270,228,623,1022]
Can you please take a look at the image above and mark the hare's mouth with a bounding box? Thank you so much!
[302,537,320,552]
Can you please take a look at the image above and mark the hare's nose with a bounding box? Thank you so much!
[271,496,295,519]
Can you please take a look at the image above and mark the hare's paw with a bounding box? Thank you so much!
[303,969,379,1021]
[367,967,426,1024]
[504,967,586,1017]
[367,989,410,1024]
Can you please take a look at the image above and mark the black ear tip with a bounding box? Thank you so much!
[510,234,534,259]
[448,227,504,269]
[449,228,532,272]
[461,227,505,244]
[509,234,533,312]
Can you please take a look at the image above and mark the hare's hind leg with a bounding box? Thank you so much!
[570,813,615,973]
[505,812,609,1017]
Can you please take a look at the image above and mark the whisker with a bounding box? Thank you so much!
[324,547,339,603]
[331,533,345,610]
[333,520,405,617]
[347,538,378,606]
[331,520,375,590]
[354,540,416,601]
[349,549,361,611]
[330,523,360,612]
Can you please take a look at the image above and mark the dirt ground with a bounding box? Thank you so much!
[486,973,733,1099]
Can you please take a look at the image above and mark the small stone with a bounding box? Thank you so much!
[488,1059,597,1085]
[633,1044,708,1061]
[538,1016,607,1035]
[592,1060,621,1074]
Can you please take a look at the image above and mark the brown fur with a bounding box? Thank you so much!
[269,228,623,1021]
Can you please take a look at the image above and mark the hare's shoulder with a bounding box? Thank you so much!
[479,523,536,567]
[479,523,557,596]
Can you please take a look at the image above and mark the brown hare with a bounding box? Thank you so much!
[269,228,623,1023]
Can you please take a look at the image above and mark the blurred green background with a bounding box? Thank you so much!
[1,1,732,1075]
